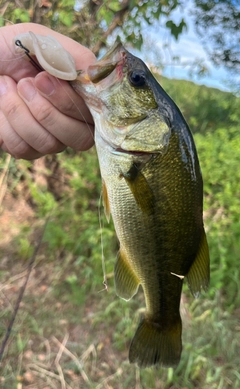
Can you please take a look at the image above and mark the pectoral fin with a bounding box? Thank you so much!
[186,229,210,298]
[114,249,140,301]
[122,164,155,215]
[102,179,111,223]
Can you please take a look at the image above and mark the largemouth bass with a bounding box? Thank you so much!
[14,33,209,368]
[72,43,210,368]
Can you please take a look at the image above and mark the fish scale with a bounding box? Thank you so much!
[72,42,210,368]
[13,31,210,368]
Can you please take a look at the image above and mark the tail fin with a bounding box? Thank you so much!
[129,316,182,368]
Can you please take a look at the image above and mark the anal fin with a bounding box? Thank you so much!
[186,229,210,298]
[114,249,140,301]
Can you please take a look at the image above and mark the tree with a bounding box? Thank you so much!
[0,0,239,78]
[0,0,240,71]
[193,0,240,72]
[0,0,186,57]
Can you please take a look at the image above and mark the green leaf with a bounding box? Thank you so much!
[166,18,187,40]
[129,0,137,10]
[58,10,73,27]
[108,0,122,12]
[126,32,143,50]
[60,0,75,6]
[97,6,114,27]
[13,8,30,23]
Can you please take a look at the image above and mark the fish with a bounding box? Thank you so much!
[14,33,210,368]
[72,42,210,368]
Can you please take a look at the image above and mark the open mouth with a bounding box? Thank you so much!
[88,61,120,83]
[86,45,126,84]
[114,147,153,157]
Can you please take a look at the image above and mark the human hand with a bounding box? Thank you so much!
[0,23,96,159]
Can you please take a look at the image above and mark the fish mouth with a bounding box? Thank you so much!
[87,61,120,83]
[77,43,126,86]
[113,147,154,157]
[88,42,126,83]
[99,42,124,61]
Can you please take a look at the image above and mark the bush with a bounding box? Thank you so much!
[195,126,240,306]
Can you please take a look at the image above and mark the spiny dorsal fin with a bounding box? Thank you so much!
[114,249,140,301]
[122,164,155,215]
[102,179,111,223]
[186,229,210,298]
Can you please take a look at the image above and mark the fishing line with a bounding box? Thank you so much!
[14,37,95,141]
[53,82,95,143]
[14,25,104,285]
[0,16,95,346]
[98,191,108,293]
[1,21,99,351]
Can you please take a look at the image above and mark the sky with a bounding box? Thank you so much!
[139,2,233,92]
[77,0,235,92]
[160,30,230,91]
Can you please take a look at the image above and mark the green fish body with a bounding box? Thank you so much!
[72,43,210,368]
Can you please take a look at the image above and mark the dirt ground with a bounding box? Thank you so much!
[0,185,141,389]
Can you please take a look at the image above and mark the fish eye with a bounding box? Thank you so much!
[128,70,146,87]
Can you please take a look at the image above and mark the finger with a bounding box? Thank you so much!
[0,27,40,80]
[0,75,66,156]
[17,77,95,151]
[0,110,43,159]
[34,72,93,123]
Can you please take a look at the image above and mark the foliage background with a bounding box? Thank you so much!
[0,0,240,388]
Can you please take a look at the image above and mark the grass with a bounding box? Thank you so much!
[1,227,240,388]
[0,150,240,388]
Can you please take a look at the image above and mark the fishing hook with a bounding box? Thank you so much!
[15,39,44,72]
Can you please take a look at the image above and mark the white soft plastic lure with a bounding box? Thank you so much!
[14,31,77,80]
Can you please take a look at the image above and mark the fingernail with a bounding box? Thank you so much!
[35,73,55,96]
[19,79,36,102]
[0,78,7,96]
